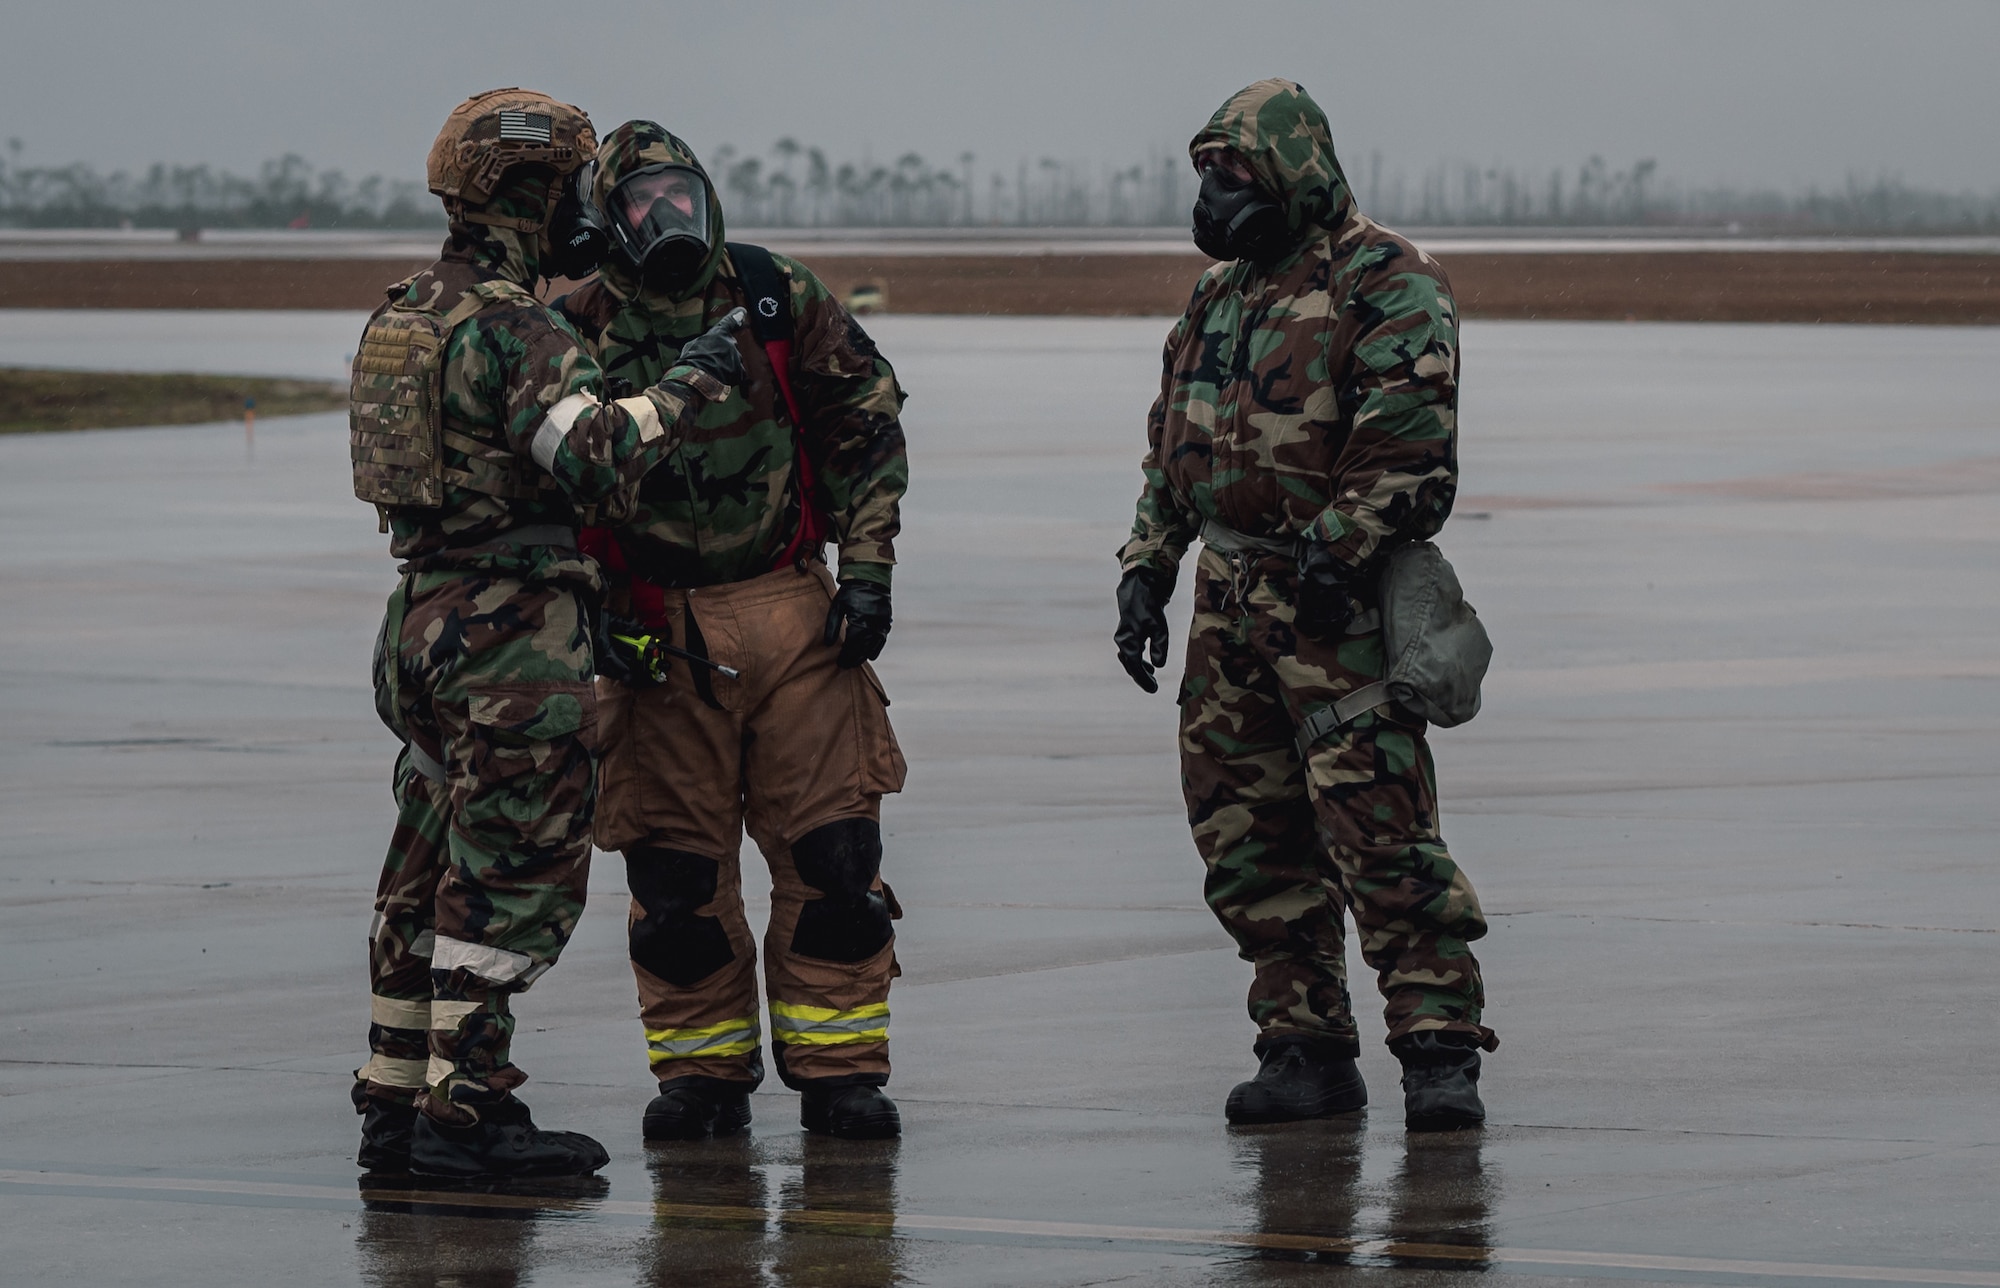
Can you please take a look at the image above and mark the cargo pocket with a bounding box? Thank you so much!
[853,663,907,796]
[460,682,598,851]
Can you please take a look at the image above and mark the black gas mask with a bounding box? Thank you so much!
[1191,164,1288,264]
[544,160,610,281]
[605,162,715,295]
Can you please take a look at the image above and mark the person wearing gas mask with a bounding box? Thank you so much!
[1115,80,1497,1131]
[553,121,910,1142]
[347,89,748,1179]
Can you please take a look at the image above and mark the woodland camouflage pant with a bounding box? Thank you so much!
[358,563,599,1109]
[1179,546,1496,1055]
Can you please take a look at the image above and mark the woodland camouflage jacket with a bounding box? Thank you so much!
[1120,79,1459,581]
[557,122,907,590]
[378,209,720,567]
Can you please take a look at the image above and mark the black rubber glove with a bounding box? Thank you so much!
[593,608,638,686]
[1115,565,1176,693]
[824,580,892,669]
[1295,541,1355,639]
[672,307,748,389]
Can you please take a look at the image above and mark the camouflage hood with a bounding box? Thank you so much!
[594,120,727,305]
[442,173,553,284]
[1189,79,1354,252]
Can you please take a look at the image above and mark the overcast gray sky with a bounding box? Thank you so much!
[4,0,1996,193]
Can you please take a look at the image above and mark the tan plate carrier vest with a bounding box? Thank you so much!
[350,276,563,526]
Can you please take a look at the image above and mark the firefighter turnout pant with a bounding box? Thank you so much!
[595,562,908,1091]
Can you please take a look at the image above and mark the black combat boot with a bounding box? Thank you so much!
[409,1095,610,1178]
[643,1078,753,1141]
[352,1082,418,1173]
[1225,1035,1369,1124]
[799,1083,901,1139]
[1391,1031,1486,1132]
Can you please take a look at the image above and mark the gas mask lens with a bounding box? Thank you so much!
[607,163,713,291]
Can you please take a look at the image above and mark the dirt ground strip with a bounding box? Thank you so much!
[2,251,1996,323]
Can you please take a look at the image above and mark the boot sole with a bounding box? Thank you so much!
[408,1158,608,1179]
[1405,1107,1484,1132]
[1224,1080,1368,1120]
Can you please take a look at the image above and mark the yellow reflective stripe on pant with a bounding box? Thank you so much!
[646,1015,761,1060]
[769,1000,889,1046]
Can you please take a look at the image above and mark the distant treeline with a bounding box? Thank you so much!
[5,135,1998,233]
[0,141,436,230]
[1355,154,2000,233]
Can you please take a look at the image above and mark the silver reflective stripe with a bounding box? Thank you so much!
[645,1017,761,1059]
[405,740,447,783]
[530,392,597,471]
[1298,681,1394,751]
[770,1011,890,1041]
[1200,517,1302,559]
[430,935,536,985]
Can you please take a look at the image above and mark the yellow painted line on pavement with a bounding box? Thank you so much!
[3,1168,1997,1285]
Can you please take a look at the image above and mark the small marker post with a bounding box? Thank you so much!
[244,396,256,460]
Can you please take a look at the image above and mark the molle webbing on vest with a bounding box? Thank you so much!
[350,276,563,510]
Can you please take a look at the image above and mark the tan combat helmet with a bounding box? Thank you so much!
[427,87,597,231]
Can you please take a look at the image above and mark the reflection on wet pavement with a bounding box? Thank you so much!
[1219,1120,1495,1280]
[356,1173,609,1288]
[350,1139,909,1286]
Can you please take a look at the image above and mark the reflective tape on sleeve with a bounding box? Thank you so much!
[530,391,595,472]
[614,394,667,443]
[768,1000,889,1046]
[644,1015,762,1061]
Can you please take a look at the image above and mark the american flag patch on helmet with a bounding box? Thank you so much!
[498,111,553,143]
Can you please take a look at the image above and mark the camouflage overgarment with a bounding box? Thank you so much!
[378,210,723,563]
[356,204,716,1111]
[1181,546,1495,1052]
[556,121,907,593]
[1124,79,1495,1053]
[362,550,600,1107]
[1119,79,1458,581]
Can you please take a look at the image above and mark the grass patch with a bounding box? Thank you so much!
[0,368,346,434]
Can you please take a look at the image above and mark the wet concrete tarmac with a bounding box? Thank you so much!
[1,316,1996,1285]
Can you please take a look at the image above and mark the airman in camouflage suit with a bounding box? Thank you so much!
[353,90,744,1177]
[555,122,911,1141]
[1116,80,1495,1131]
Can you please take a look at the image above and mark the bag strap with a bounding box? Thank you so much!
[1297,681,1394,754]
[726,241,802,425]
[725,241,828,563]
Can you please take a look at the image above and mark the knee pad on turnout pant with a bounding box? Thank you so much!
[625,846,736,987]
[789,818,893,964]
